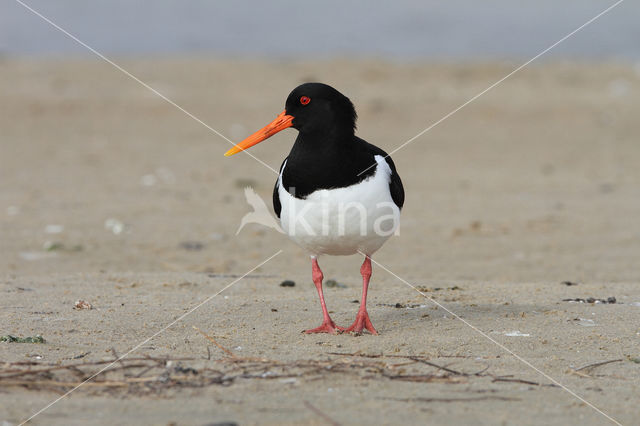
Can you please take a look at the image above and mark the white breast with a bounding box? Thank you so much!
[278,155,400,256]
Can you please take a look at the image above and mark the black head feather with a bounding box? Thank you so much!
[284,83,357,134]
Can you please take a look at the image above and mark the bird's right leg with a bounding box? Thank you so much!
[304,257,341,334]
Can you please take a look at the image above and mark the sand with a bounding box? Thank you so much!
[1,58,639,425]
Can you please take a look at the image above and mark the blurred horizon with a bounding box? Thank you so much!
[1,0,638,61]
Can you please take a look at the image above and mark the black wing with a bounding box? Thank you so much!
[272,158,287,218]
[359,138,405,209]
[386,155,405,209]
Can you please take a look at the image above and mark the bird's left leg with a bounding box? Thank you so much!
[304,257,341,334]
[342,255,378,335]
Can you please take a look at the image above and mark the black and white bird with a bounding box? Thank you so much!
[225,83,404,334]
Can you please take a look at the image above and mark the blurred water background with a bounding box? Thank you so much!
[1,0,638,60]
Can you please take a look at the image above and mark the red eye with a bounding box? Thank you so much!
[300,96,311,105]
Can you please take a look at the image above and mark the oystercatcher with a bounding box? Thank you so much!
[225,83,404,334]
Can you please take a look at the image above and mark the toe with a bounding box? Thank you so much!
[304,322,339,334]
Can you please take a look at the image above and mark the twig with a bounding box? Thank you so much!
[207,273,277,279]
[471,365,491,376]
[0,378,157,388]
[327,352,471,360]
[491,376,540,386]
[132,364,157,379]
[304,401,342,426]
[388,361,418,368]
[384,374,464,384]
[0,351,557,397]
[568,370,592,378]
[408,357,468,376]
[0,363,151,379]
[574,359,623,373]
[111,347,130,376]
[327,351,382,358]
[192,326,235,358]
[384,396,520,403]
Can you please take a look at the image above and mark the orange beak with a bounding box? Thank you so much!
[224,110,294,157]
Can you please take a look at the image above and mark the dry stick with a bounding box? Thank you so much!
[384,374,462,384]
[0,356,195,380]
[132,364,158,379]
[66,365,91,379]
[388,361,419,368]
[110,348,129,375]
[328,352,552,385]
[574,359,623,373]
[387,396,520,403]
[192,326,235,358]
[568,370,593,379]
[472,365,491,376]
[491,376,541,386]
[0,378,158,388]
[1,358,231,393]
[327,352,382,358]
[304,401,342,426]
[2,352,557,395]
[327,352,472,360]
[3,371,228,392]
[408,357,468,376]
[0,363,152,379]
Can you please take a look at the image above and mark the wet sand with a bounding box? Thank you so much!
[1,58,639,425]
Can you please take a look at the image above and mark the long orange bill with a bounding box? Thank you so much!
[224,110,294,156]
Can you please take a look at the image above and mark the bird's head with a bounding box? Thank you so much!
[224,83,356,157]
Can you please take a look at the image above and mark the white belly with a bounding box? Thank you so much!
[278,155,400,256]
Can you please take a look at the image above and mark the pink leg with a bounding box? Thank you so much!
[343,256,378,335]
[304,257,341,334]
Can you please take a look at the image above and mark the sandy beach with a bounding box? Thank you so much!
[1,58,639,425]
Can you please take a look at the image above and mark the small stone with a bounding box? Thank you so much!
[280,280,295,287]
[325,279,346,288]
[179,241,205,251]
